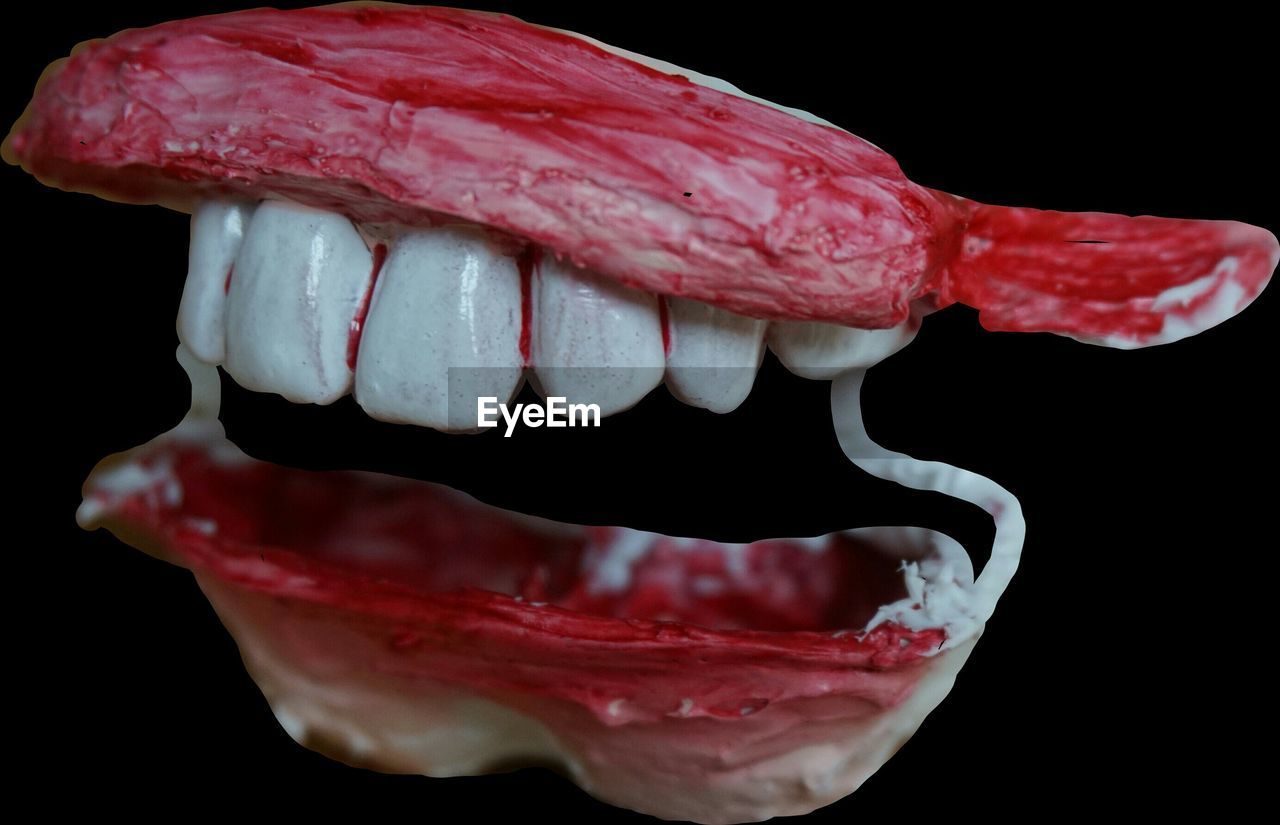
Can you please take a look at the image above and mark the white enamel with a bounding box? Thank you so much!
[177,200,253,364]
[354,226,524,431]
[664,298,767,413]
[533,257,665,416]
[768,319,917,380]
[224,200,374,405]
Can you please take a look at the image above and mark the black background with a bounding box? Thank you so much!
[6,1,1276,819]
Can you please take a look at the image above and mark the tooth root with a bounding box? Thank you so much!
[224,201,375,405]
[767,320,917,380]
[534,257,664,417]
[664,298,767,413]
[354,226,524,431]
[177,200,253,364]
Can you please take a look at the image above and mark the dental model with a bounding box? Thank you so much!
[7,5,1275,823]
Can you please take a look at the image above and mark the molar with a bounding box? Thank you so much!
[664,298,768,413]
[767,319,918,380]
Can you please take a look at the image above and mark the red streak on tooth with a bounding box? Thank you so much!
[347,243,387,372]
[222,264,234,294]
[658,296,671,357]
[516,244,540,366]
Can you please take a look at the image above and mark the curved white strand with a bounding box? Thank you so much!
[833,369,1024,648]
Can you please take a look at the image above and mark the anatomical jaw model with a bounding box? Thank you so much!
[7,5,1275,824]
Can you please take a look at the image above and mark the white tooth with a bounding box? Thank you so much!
[767,320,918,380]
[664,298,767,413]
[224,201,375,405]
[354,226,524,431]
[534,257,664,417]
[177,200,253,364]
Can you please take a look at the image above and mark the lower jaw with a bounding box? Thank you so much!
[77,355,993,824]
[213,574,974,825]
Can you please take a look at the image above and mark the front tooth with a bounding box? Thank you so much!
[224,201,375,404]
[534,257,664,417]
[767,320,917,380]
[664,298,767,413]
[354,226,524,431]
[177,200,253,364]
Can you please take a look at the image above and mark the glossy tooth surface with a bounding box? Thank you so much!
[354,226,524,431]
[768,320,917,380]
[224,201,374,404]
[534,257,664,417]
[664,298,767,413]
[177,200,253,364]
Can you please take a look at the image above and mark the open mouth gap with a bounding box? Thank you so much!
[217,354,998,556]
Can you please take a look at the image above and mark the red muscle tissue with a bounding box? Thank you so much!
[7,4,1274,343]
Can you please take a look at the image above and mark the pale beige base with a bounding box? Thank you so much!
[198,573,977,824]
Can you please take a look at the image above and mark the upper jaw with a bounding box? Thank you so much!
[3,4,951,329]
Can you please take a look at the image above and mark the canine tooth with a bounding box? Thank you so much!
[354,226,524,431]
[224,201,374,404]
[664,298,767,413]
[177,200,253,363]
[768,320,917,380]
[534,257,664,417]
